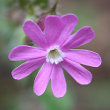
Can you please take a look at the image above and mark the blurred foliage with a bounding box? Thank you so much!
[7,0,48,15]
[40,84,74,110]
[7,0,48,9]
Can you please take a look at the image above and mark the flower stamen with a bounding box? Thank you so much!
[46,46,64,64]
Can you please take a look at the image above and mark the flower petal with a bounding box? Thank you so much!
[57,14,78,45]
[12,58,45,80]
[51,64,66,98]
[23,20,46,48]
[33,62,52,96]
[62,59,92,85]
[9,45,46,61]
[61,26,95,50]
[64,49,102,67]
[44,15,62,46]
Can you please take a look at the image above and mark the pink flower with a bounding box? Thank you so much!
[9,14,102,97]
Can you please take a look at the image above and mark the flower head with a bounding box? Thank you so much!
[9,14,102,97]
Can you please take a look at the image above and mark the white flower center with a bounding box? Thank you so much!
[46,46,64,64]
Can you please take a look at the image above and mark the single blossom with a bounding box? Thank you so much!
[9,14,102,97]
